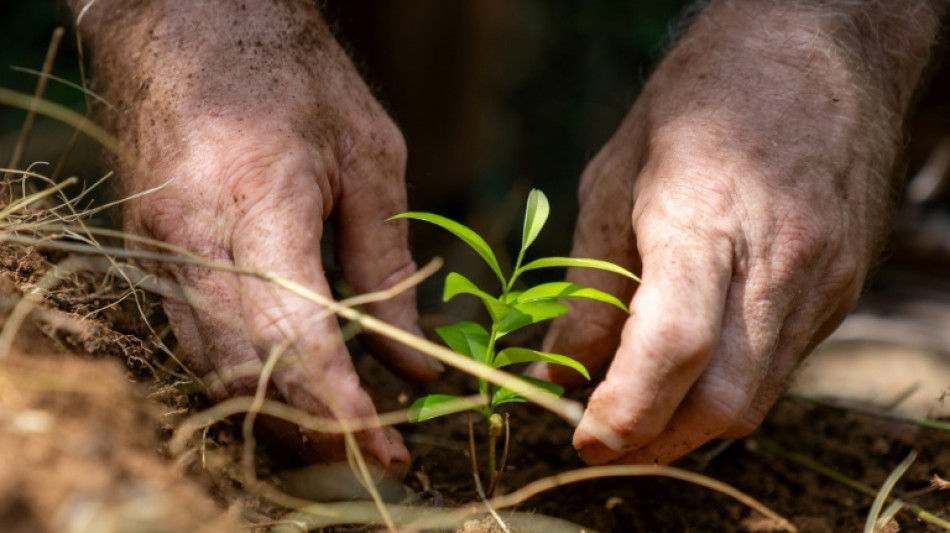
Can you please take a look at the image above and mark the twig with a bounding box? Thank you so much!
[343,428,399,533]
[8,66,113,109]
[485,464,797,532]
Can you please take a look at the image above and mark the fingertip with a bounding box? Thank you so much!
[383,426,411,480]
[572,412,628,465]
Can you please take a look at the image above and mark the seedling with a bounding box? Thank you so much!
[391,189,638,494]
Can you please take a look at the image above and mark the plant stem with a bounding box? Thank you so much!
[488,431,497,492]
[487,413,511,497]
[481,324,500,417]
[467,412,480,487]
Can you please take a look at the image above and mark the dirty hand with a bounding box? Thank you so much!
[72,0,440,475]
[533,1,943,464]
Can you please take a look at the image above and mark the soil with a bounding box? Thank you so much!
[372,353,950,533]
[0,240,947,533]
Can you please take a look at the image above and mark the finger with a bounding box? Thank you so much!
[232,173,409,474]
[573,201,735,465]
[124,231,265,400]
[614,270,791,464]
[720,275,861,439]
[160,286,214,379]
[530,156,640,386]
[336,124,443,383]
[164,262,268,400]
[623,240,863,464]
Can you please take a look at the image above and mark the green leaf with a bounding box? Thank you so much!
[520,189,550,255]
[518,257,641,282]
[516,281,628,313]
[494,348,590,379]
[390,212,506,286]
[408,394,479,422]
[434,321,490,364]
[496,300,569,337]
[492,376,564,407]
[442,272,510,322]
[503,290,524,304]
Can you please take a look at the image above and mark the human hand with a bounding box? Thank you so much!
[76,0,441,476]
[532,0,943,464]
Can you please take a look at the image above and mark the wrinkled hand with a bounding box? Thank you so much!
[81,0,440,475]
[533,1,940,464]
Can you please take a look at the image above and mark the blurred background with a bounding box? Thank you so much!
[1,1,949,413]
[0,0,691,251]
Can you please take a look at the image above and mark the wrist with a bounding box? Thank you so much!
[72,0,363,189]
[689,0,947,116]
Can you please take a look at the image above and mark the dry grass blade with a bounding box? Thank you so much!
[865,450,916,533]
[3,27,64,183]
[0,176,77,221]
[877,500,903,532]
[8,66,114,109]
[753,438,950,530]
[249,478,594,533]
[479,465,797,533]
[0,87,123,161]
[169,394,486,454]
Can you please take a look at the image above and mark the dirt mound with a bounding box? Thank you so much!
[0,244,237,533]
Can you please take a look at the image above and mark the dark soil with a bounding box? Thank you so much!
[365,354,950,533]
[0,240,947,533]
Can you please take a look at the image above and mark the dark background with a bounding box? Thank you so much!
[0,1,689,226]
[1,1,947,298]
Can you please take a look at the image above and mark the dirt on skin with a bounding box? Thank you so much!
[0,240,948,533]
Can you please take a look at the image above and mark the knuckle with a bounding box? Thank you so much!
[769,214,864,302]
[245,307,292,347]
[634,317,717,373]
[688,374,753,433]
[819,253,861,297]
[772,215,827,272]
[376,256,418,291]
[348,114,407,173]
[690,392,747,434]
[133,193,203,250]
[224,141,321,203]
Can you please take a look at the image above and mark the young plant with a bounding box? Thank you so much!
[391,189,638,491]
